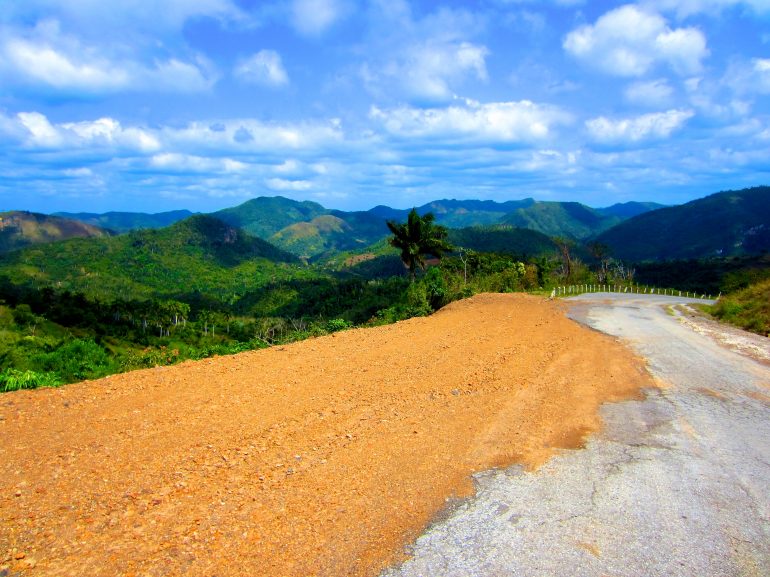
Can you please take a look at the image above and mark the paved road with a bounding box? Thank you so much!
[382,294,770,577]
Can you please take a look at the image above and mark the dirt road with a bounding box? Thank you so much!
[383,294,770,577]
[0,294,652,577]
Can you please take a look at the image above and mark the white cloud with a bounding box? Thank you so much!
[624,79,674,107]
[563,4,708,76]
[235,50,289,87]
[290,0,346,36]
[725,57,770,95]
[586,109,695,143]
[0,21,214,95]
[265,178,313,191]
[370,99,570,143]
[364,41,489,104]
[360,3,490,104]
[17,112,63,148]
[63,167,94,177]
[150,153,246,173]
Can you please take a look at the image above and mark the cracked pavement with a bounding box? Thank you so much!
[381,294,770,577]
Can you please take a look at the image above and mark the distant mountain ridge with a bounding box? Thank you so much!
[54,210,193,233]
[596,186,770,261]
[0,211,111,253]
[40,195,670,260]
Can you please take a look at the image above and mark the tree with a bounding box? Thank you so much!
[553,236,574,281]
[386,209,453,280]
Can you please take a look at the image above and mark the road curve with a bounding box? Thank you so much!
[382,293,770,577]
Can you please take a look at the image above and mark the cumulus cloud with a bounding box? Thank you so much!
[0,21,214,95]
[624,79,674,107]
[586,109,695,143]
[370,99,570,143]
[149,153,246,173]
[363,41,490,104]
[265,178,313,191]
[360,3,490,104]
[290,0,347,36]
[563,4,708,76]
[1,110,345,160]
[235,50,289,87]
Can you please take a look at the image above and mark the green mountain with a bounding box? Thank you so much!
[596,186,770,262]
[447,226,557,258]
[0,215,302,301]
[415,199,536,228]
[597,201,665,219]
[499,201,619,239]
[214,196,328,238]
[270,210,392,260]
[53,210,193,233]
[0,211,112,253]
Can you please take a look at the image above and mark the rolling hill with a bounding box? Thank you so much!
[595,186,770,261]
[213,196,328,238]
[499,201,620,239]
[0,211,112,253]
[0,215,303,301]
[47,196,665,261]
[53,210,193,233]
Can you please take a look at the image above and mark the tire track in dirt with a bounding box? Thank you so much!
[0,293,653,577]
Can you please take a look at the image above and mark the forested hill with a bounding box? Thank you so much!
[54,195,667,259]
[0,215,302,301]
[213,196,328,238]
[596,186,770,261]
[53,210,193,233]
[0,211,111,253]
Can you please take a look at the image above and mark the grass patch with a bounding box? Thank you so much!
[708,278,770,337]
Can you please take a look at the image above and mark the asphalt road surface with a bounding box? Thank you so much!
[382,293,770,577]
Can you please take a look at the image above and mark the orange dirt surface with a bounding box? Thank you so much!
[0,293,654,577]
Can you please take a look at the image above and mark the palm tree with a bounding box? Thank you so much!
[386,209,453,280]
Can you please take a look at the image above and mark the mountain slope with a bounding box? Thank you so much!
[447,226,556,258]
[415,199,536,228]
[0,211,111,253]
[596,186,770,261]
[214,196,328,238]
[597,201,665,219]
[499,201,618,239]
[53,210,193,233]
[270,211,391,260]
[0,215,302,300]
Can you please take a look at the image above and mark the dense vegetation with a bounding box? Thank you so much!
[596,186,770,261]
[709,278,770,336]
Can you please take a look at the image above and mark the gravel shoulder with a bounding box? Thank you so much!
[0,293,652,577]
[383,293,770,577]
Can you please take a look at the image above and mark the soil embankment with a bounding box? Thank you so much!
[0,293,654,576]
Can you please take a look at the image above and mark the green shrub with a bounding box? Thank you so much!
[0,368,61,392]
[34,339,114,383]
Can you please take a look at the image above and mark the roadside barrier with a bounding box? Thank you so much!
[549,285,718,300]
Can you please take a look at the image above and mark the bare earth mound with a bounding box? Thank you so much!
[1,294,653,577]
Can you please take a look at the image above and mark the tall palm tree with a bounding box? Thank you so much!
[386,209,453,280]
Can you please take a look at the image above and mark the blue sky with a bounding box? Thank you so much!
[0,0,768,213]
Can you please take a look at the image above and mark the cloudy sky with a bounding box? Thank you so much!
[1,0,768,213]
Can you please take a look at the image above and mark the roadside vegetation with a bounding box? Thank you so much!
[709,278,770,337]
